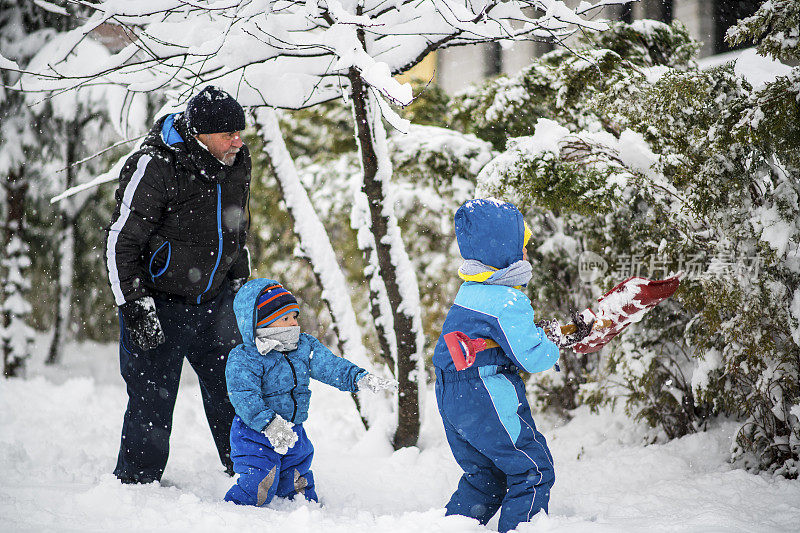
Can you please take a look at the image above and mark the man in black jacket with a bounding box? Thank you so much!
[106,86,251,484]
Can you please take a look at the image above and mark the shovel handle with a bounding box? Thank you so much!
[560,318,613,335]
[471,319,614,351]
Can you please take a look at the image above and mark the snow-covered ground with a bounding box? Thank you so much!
[2,339,799,532]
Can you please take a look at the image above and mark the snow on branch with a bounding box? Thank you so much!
[18,0,622,117]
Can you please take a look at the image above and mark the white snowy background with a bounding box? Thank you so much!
[2,335,799,532]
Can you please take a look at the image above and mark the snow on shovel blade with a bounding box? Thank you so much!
[572,273,682,354]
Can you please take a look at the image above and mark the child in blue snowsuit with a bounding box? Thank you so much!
[224,278,396,507]
[433,199,579,533]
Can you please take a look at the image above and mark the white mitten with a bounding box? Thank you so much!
[357,373,399,393]
[263,415,298,454]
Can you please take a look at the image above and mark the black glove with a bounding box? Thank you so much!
[119,296,165,351]
[230,277,247,293]
[563,311,595,347]
[536,319,564,346]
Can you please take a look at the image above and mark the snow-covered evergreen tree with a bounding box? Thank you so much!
[0,0,76,376]
[722,0,800,477]
[23,38,135,364]
[1,1,135,367]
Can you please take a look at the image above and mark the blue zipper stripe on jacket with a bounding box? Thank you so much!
[198,183,223,304]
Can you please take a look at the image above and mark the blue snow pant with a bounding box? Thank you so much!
[114,284,239,483]
[435,365,555,533]
[224,415,318,506]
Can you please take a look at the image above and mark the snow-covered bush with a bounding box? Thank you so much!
[450,20,698,151]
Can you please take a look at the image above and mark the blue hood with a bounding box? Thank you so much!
[454,199,525,269]
[160,113,184,146]
[233,278,278,350]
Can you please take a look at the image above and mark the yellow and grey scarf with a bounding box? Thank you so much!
[458,259,532,288]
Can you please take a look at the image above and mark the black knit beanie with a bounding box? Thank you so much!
[184,86,246,135]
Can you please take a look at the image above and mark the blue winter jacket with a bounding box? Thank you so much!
[226,278,367,431]
[432,199,560,373]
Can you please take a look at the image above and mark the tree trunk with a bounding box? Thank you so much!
[349,68,423,449]
[47,124,79,366]
[252,108,394,431]
[46,219,75,365]
[2,169,33,378]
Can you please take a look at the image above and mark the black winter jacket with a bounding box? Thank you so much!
[106,113,251,306]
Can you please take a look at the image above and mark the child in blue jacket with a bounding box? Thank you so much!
[432,199,591,533]
[224,278,396,507]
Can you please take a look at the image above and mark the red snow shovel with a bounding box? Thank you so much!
[572,273,682,354]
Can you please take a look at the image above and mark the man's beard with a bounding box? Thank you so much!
[221,149,238,166]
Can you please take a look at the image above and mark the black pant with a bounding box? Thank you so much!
[114,285,240,483]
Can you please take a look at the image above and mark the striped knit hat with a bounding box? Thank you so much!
[255,283,299,328]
